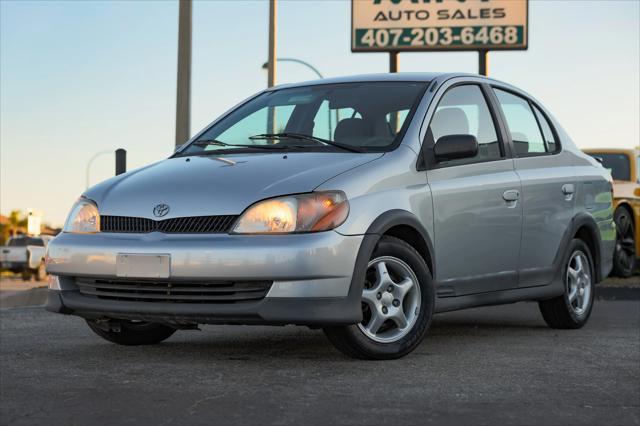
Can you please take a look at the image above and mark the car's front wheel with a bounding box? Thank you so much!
[539,239,595,329]
[86,319,177,345]
[324,236,435,360]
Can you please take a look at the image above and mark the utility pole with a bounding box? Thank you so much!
[267,0,277,88]
[478,49,489,76]
[175,0,192,147]
[266,0,277,134]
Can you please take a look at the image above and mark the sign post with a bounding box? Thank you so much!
[352,0,528,75]
[389,51,399,73]
[479,49,489,76]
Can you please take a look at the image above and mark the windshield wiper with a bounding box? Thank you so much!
[249,133,363,153]
[190,139,288,150]
[191,139,232,148]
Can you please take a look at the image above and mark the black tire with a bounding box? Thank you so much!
[612,206,636,278]
[323,236,435,360]
[539,239,595,329]
[21,271,31,281]
[86,319,176,345]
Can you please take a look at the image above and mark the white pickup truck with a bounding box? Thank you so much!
[0,235,53,281]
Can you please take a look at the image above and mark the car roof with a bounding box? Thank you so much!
[268,72,501,90]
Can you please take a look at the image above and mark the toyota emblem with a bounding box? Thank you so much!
[153,204,170,218]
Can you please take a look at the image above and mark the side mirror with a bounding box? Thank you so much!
[434,134,478,162]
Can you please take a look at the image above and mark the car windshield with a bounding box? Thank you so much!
[178,81,428,156]
[7,237,43,247]
[590,153,631,181]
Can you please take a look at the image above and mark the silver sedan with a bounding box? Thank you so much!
[46,73,615,359]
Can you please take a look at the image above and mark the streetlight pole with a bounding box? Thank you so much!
[86,150,113,189]
[271,58,323,79]
[261,57,335,137]
[175,0,192,147]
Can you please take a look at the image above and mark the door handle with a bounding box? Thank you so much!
[562,184,575,195]
[502,189,520,202]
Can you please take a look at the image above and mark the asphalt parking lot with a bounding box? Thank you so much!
[1,299,638,426]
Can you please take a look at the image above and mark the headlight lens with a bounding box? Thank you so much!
[63,199,100,233]
[233,191,349,234]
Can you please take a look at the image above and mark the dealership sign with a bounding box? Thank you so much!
[352,0,528,52]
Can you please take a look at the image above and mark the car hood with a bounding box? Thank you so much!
[85,152,383,218]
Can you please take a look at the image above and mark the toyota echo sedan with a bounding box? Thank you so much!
[46,73,615,359]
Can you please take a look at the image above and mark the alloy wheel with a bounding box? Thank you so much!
[566,250,592,316]
[357,256,421,343]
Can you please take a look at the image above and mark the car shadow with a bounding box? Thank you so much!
[59,315,551,362]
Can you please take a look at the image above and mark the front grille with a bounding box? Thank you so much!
[76,278,272,304]
[100,215,238,234]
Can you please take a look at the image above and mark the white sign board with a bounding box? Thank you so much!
[27,210,42,236]
[352,0,528,52]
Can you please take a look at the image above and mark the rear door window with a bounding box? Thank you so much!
[494,89,548,156]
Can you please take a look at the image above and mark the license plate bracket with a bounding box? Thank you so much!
[116,254,171,278]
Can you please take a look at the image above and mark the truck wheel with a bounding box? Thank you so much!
[539,239,595,329]
[323,236,435,360]
[21,271,32,281]
[611,206,636,277]
[86,319,177,345]
[35,261,47,282]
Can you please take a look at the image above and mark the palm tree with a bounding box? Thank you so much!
[7,210,27,237]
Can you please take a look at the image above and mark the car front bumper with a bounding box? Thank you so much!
[45,231,367,326]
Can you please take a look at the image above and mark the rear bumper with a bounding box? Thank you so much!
[45,231,369,326]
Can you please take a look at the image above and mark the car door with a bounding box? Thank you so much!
[425,83,523,296]
[490,87,575,287]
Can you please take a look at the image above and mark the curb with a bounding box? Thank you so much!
[596,286,640,301]
[0,288,48,309]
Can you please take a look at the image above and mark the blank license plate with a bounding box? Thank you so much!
[116,254,170,278]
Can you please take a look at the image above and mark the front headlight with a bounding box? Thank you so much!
[233,191,349,234]
[63,199,100,234]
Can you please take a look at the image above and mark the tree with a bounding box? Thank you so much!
[7,210,28,236]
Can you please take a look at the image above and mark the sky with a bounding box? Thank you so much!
[1,0,639,227]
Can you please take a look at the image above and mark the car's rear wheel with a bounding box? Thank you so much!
[539,239,595,329]
[324,236,434,360]
[86,319,177,345]
[612,206,636,277]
